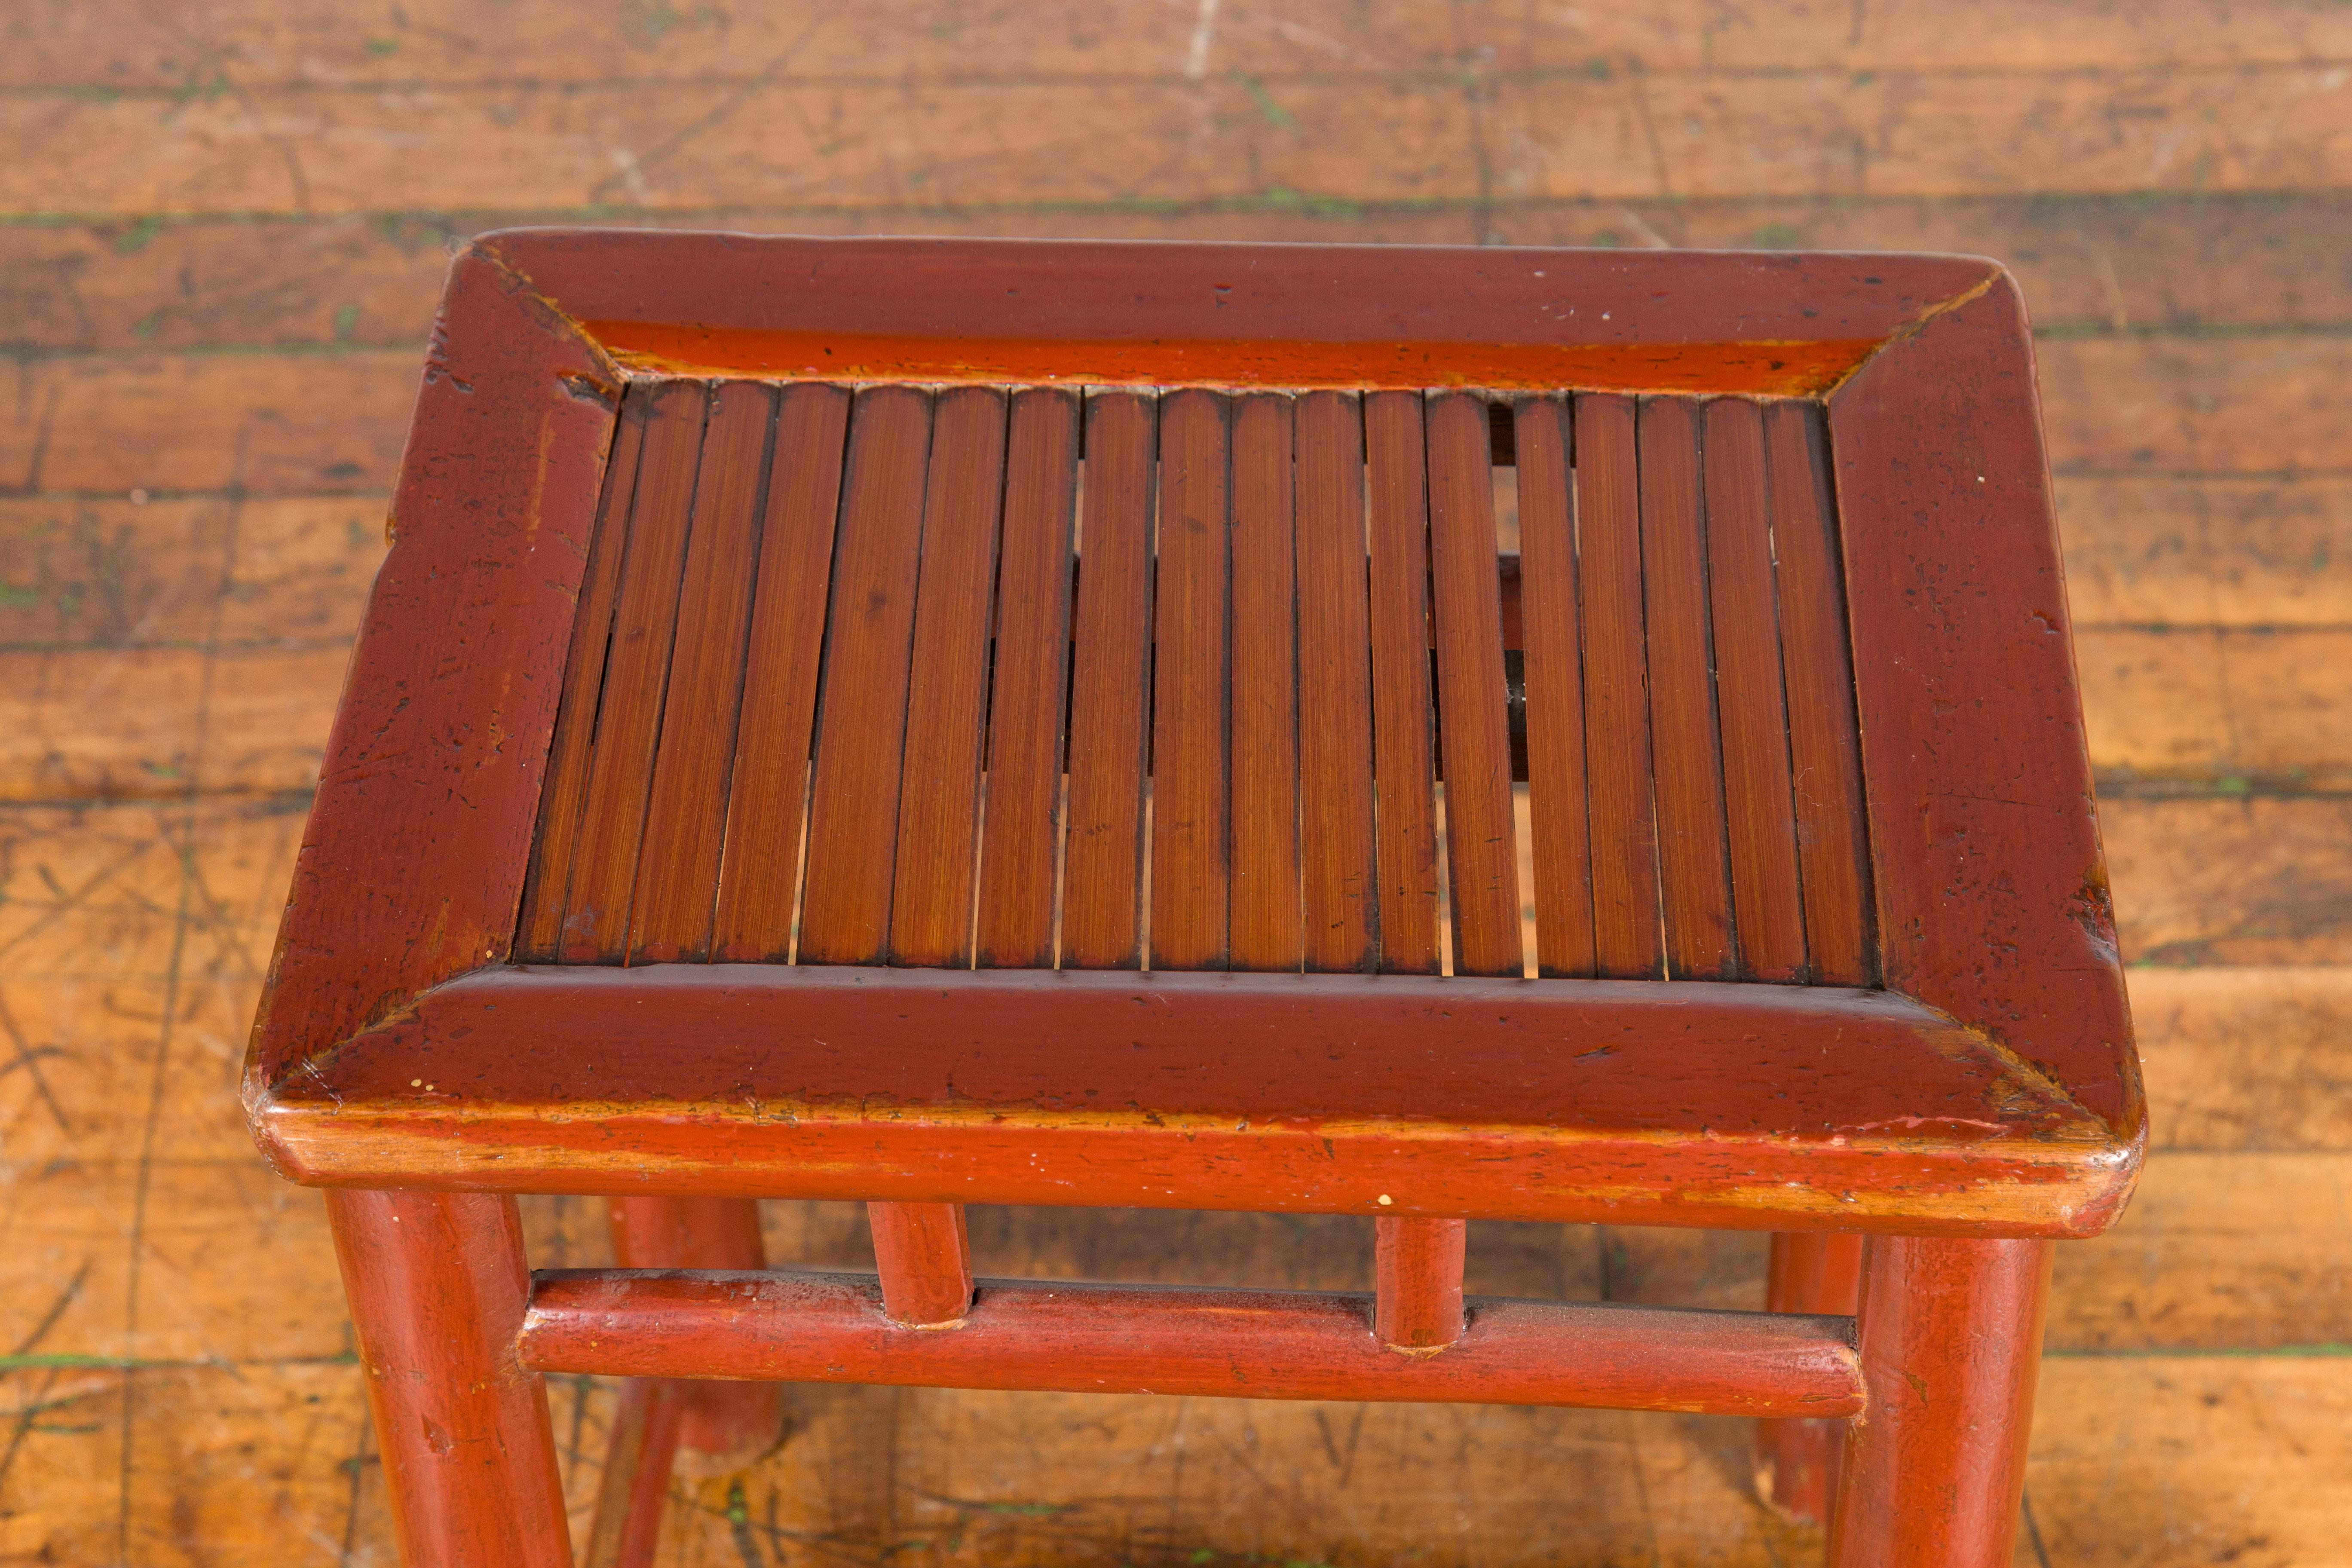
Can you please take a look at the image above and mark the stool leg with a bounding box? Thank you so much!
[606,1197,784,1465]
[579,1378,686,1568]
[588,1197,785,1565]
[328,1190,573,1568]
[1828,1236,2053,1568]
[1754,1231,1864,1522]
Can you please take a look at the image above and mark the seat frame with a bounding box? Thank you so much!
[249,232,2141,1568]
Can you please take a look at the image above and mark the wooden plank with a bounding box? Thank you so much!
[743,1383,1806,1565]
[7,975,279,1170]
[2080,628,2352,787]
[986,1210,1595,1305]
[1480,70,2352,203]
[1424,392,1522,978]
[2058,474,2352,629]
[796,386,932,967]
[2,2,1204,89]
[2026,1356,2352,1567]
[628,381,775,963]
[514,397,646,961]
[710,383,851,963]
[616,1382,1759,1561]
[1703,398,1805,982]
[1743,3,2352,71]
[1059,389,1155,971]
[887,386,1008,968]
[2105,796,2352,967]
[20,0,2352,92]
[1227,392,1302,973]
[0,793,301,1012]
[1765,401,1874,986]
[555,380,707,964]
[0,494,388,649]
[2037,334,2351,475]
[2129,966,2352,1152]
[15,2,2352,92]
[1585,1151,2352,1357]
[1149,388,1231,972]
[1575,393,1664,981]
[0,80,1475,217]
[0,217,463,352]
[0,642,350,800]
[1,805,564,1562]
[523,1194,881,1279]
[15,73,2352,218]
[121,1364,386,1565]
[0,352,416,496]
[973,388,1079,970]
[1292,390,1378,974]
[1513,395,1595,979]
[2049,1150,2352,1351]
[1,1358,144,1563]
[1362,390,1441,974]
[1637,397,1734,981]
[0,1158,346,1364]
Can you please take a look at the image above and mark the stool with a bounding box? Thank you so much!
[248,233,2142,1567]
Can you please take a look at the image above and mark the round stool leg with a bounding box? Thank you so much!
[1755,1231,1864,1522]
[584,1197,787,1565]
[329,1190,573,1568]
[606,1197,786,1467]
[1829,1235,2053,1568]
[579,1378,686,1568]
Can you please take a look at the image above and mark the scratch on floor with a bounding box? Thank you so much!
[1185,0,1221,82]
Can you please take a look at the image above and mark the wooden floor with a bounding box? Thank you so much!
[3,3,2349,1562]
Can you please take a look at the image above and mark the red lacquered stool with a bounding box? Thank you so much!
[248,233,2142,1567]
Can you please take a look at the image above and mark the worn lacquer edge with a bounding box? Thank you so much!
[252,962,2137,1238]
[252,1095,2136,1238]
[241,242,621,1110]
[1826,268,2145,1173]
